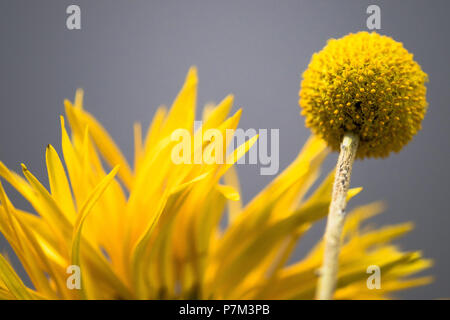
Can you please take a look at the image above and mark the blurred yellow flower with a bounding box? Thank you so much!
[0,68,431,299]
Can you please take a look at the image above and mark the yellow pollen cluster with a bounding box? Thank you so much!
[299,32,428,158]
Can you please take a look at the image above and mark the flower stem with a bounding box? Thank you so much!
[316,132,359,300]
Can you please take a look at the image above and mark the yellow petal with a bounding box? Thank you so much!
[223,166,242,222]
[216,184,240,202]
[46,144,77,222]
[0,254,33,300]
[160,66,197,138]
[68,105,134,189]
[21,164,71,240]
[71,165,120,267]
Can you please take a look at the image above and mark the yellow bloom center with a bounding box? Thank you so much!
[299,32,428,158]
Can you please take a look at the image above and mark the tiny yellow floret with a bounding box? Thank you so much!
[299,32,428,158]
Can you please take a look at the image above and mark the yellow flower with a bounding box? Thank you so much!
[299,32,428,158]
[0,68,431,299]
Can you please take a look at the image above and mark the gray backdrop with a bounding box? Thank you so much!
[0,0,449,299]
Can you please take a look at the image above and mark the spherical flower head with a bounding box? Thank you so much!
[299,32,428,158]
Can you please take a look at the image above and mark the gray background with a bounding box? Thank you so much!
[0,0,448,299]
